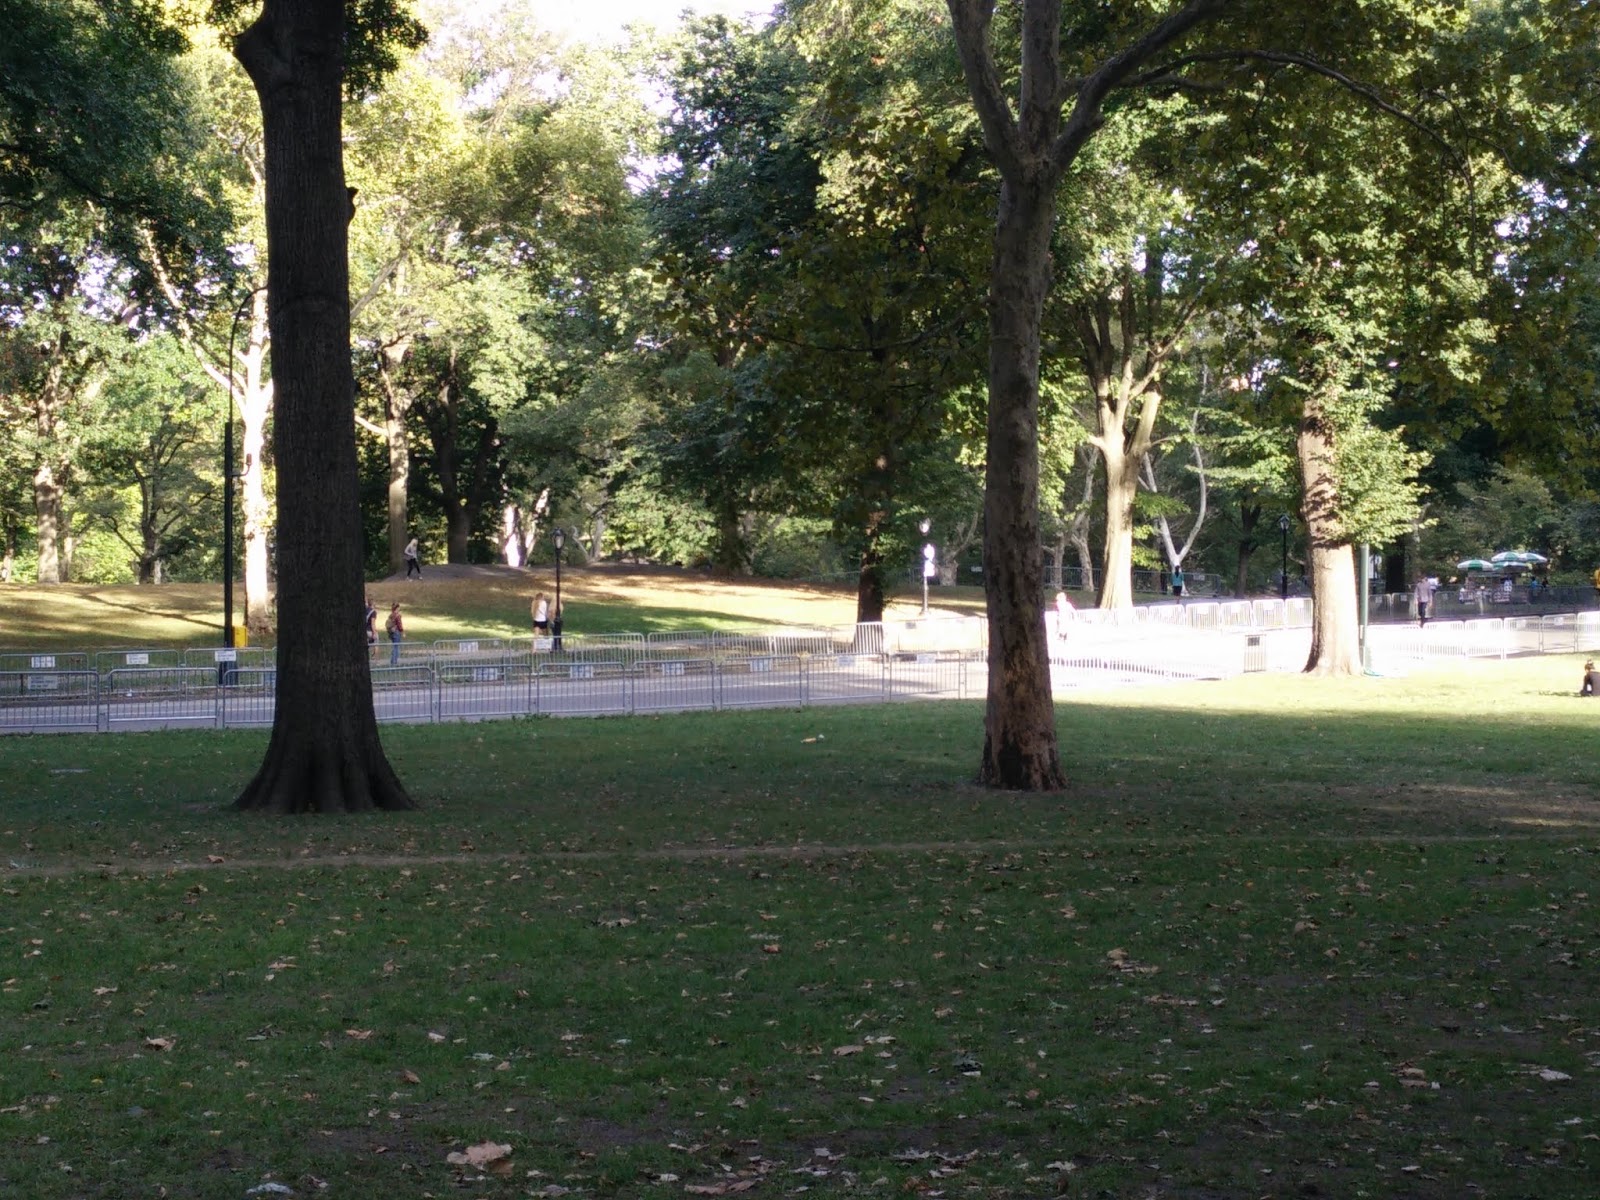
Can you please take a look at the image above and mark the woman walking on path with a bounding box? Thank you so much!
[404,536,421,578]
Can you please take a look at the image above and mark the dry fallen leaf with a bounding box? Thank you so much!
[145,1036,176,1052]
[833,1044,865,1057]
[446,1141,512,1168]
[400,1069,421,1085]
[345,1029,373,1040]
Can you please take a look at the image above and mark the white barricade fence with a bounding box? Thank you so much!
[103,667,219,726]
[181,645,276,671]
[535,660,630,716]
[0,670,98,730]
[94,647,186,673]
[648,630,718,659]
[0,649,92,674]
[369,664,435,724]
[717,654,805,709]
[555,633,647,666]
[804,651,886,706]
[633,658,719,714]
[437,657,534,722]
[218,668,278,727]
[885,653,969,700]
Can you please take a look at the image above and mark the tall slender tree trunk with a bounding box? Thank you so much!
[1298,391,1360,675]
[375,338,412,574]
[238,290,273,636]
[234,0,410,813]
[979,177,1065,790]
[1097,439,1140,608]
[1235,501,1260,597]
[32,464,62,585]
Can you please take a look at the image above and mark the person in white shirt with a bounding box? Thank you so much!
[1414,574,1436,627]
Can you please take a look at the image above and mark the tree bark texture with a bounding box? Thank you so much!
[32,463,62,585]
[1297,391,1361,675]
[978,176,1065,790]
[1097,441,1139,609]
[239,290,274,635]
[375,338,412,574]
[234,0,411,813]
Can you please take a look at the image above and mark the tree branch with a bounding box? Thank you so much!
[944,0,1025,179]
[1054,0,1233,172]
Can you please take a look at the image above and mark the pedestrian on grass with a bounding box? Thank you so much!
[1170,564,1185,599]
[404,536,421,579]
[386,601,404,665]
[364,595,378,647]
[1582,661,1600,697]
[532,592,550,637]
[1414,574,1436,627]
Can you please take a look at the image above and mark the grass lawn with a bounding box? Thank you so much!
[0,567,997,650]
[3,658,1599,1198]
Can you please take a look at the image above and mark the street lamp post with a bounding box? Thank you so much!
[919,518,933,617]
[1278,514,1291,602]
[552,527,565,651]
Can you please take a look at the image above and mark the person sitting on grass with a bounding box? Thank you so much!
[1582,661,1600,697]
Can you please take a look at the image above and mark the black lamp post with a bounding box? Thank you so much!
[1278,513,1291,601]
[552,527,565,651]
[919,517,933,616]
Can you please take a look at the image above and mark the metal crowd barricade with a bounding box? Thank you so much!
[93,647,186,673]
[437,655,534,722]
[103,667,219,727]
[633,658,719,714]
[0,670,98,731]
[554,633,646,666]
[535,660,629,716]
[885,653,968,700]
[0,649,92,674]
[716,654,804,709]
[369,664,435,723]
[180,646,276,670]
[646,630,717,660]
[218,668,278,726]
[761,627,842,658]
[804,650,886,706]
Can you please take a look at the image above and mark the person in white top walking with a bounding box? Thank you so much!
[1414,574,1436,627]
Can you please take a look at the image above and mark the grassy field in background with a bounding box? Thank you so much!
[4,657,1600,1197]
[0,566,995,650]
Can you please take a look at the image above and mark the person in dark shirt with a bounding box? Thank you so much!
[1582,661,1600,697]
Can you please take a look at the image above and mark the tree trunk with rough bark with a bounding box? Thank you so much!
[1297,391,1361,675]
[375,339,412,575]
[238,290,273,636]
[1097,436,1140,608]
[32,464,63,584]
[946,0,1224,789]
[978,176,1065,789]
[234,0,411,813]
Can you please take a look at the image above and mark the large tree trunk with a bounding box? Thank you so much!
[855,542,886,626]
[978,176,1065,790]
[1235,500,1260,597]
[1097,438,1140,608]
[234,0,411,813]
[239,289,273,636]
[376,339,412,575]
[32,464,62,584]
[1298,392,1360,675]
